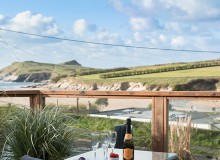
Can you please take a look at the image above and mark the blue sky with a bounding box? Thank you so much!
[0,0,220,69]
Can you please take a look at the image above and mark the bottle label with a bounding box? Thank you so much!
[123,148,133,159]
[124,134,132,139]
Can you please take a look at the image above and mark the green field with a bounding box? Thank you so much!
[77,66,220,88]
[80,66,220,79]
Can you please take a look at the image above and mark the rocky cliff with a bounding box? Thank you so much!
[0,72,18,82]
[14,72,52,83]
[37,78,219,91]
[0,72,51,83]
[38,80,172,91]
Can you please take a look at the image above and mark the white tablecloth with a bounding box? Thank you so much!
[65,148,177,160]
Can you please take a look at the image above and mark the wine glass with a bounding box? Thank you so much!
[100,132,109,160]
[91,132,100,160]
[109,131,117,153]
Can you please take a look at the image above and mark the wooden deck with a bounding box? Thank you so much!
[1,90,220,153]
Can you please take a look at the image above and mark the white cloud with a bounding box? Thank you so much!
[159,34,167,42]
[112,0,220,30]
[138,0,153,9]
[190,26,198,33]
[72,19,88,36]
[5,11,61,36]
[165,0,220,21]
[131,0,167,18]
[171,36,185,47]
[95,30,120,43]
[132,0,220,22]
[132,0,154,10]
[109,0,135,16]
[164,22,181,33]
[130,17,161,31]
[0,15,7,25]
[0,15,5,21]
[130,17,160,31]
[130,17,147,31]
[133,32,143,41]
[72,19,97,36]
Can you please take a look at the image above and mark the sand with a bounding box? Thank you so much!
[0,96,151,111]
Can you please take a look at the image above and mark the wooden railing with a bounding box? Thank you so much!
[1,90,220,153]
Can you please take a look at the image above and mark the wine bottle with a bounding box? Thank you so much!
[123,118,134,160]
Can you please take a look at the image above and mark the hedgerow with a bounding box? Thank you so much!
[100,61,220,79]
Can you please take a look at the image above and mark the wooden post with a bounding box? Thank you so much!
[152,97,169,152]
[76,98,79,114]
[30,94,45,110]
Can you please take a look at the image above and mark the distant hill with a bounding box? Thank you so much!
[59,60,81,66]
[0,60,93,82]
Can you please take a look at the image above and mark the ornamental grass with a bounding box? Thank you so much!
[169,116,194,160]
[1,107,76,160]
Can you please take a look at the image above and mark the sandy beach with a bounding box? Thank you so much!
[0,96,151,111]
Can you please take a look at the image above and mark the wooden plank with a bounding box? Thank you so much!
[163,97,169,152]
[0,94,34,97]
[152,97,169,152]
[30,94,45,110]
[39,90,220,98]
[0,90,40,95]
[43,95,151,99]
[168,97,220,100]
[2,90,220,98]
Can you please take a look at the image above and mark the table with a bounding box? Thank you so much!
[65,148,177,160]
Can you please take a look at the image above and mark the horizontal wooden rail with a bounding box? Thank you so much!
[1,90,220,153]
[39,90,220,97]
[0,90,40,97]
[1,90,220,98]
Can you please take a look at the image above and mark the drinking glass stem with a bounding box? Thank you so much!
[105,148,108,160]
[94,151,96,160]
[104,150,106,159]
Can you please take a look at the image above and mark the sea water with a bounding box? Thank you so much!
[0,82,35,90]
